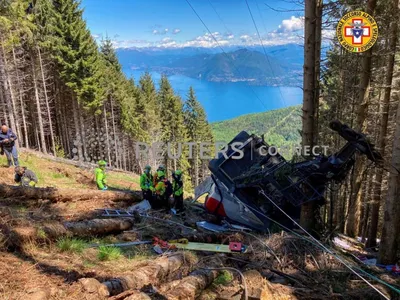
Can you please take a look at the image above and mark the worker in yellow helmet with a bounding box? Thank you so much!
[153,164,166,187]
[154,169,172,209]
[95,160,108,190]
[140,165,155,204]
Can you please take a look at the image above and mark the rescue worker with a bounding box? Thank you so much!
[95,160,108,190]
[140,165,155,203]
[172,170,184,212]
[154,169,172,209]
[0,125,19,167]
[153,164,166,187]
[14,166,38,187]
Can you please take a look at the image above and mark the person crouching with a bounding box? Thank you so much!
[15,166,38,187]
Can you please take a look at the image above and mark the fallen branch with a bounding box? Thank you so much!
[0,184,141,203]
[102,253,187,296]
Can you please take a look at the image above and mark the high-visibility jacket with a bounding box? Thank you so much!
[172,179,183,196]
[15,169,38,187]
[140,173,154,191]
[155,178,173,197]
[155,180,166,195]
[95,167,107,189]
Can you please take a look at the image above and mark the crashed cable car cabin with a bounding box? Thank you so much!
[198,120,382,232]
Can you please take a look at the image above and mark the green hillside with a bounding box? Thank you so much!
[211,106,302,156]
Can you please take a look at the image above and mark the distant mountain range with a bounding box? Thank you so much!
[116,44,305,86]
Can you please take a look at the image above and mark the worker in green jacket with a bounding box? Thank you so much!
[154,170,172,209]
[153,164,166,187]
[95,160,108,190]
[140,165,154,204]
[172,170,184,212]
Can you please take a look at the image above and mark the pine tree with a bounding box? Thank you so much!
[184,86,213,186]
[158,75,191,188]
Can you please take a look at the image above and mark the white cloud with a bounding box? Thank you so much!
[239,34,252,42]
[277,16,304,33]
[153,28,169,35]
[112,39,151,48]
[113,15,324,49]
[157,37,177,47]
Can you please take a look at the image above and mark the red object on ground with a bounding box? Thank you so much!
[153,237,176,249]
[229,242,242,252]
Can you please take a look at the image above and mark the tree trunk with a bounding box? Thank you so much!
[300,0,318,232]
[313,0,322,145]
[367,0,399,248]
[103,104,111,164]
[72,98,83,161]
[102,253,186,296]
[0,184,141,202]
[0,39,18,139]
[37,46,56,155]
[158,269,219,300]
[378,97,400,264]
[31,54,47,153]
[110,97,119,168]
[5,219,134,249]
[12,46,29,148]
[346,0,377,238]
[78,105,88,161]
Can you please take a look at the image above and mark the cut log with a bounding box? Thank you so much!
[197,270,297,300]
[158,269,219,300]
[0,184,141,202]
[102,253,187,296]
[4,219,135,249]
[124,292,151,300]
[78,278,109,300]
[49,219,134,237]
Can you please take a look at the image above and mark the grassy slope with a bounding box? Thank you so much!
[211,105,302,151]
[0,150,140,190]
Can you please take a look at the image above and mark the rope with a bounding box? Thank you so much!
[241,189,393,299]
[140,214,196,231]
[244,0,286,106]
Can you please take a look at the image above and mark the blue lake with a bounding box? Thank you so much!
[125,68,303,122]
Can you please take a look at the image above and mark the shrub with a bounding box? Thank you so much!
[97,246,122,261]
[56,238,87,253]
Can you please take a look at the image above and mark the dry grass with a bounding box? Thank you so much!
[0,150,140,190]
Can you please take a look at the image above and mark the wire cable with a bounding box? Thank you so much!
[184,0,270,112]
[235,203,400,295]
[244,0,286,106]
[245,189,393,299]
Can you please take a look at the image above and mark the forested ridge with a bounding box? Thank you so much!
[0,0,214,189]
[211,105,301,151]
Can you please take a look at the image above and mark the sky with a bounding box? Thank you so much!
[80,0,314,49]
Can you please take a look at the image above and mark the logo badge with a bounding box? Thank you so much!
[336,11,378,53]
